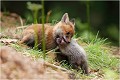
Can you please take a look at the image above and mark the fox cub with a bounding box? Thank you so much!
[20,13,75,50]
[56,38,89,75]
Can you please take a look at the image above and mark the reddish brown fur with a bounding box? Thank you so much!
[20,24,56,50]
[61,23,74,42]
[20,13,75,50]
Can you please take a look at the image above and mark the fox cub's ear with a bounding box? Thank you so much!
[70,18,75,26]
[61,13,69,23]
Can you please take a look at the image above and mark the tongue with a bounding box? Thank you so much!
[61,39,65,45]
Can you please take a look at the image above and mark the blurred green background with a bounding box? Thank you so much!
[1,1,119,46]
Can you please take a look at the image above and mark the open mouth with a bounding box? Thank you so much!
[62,35,70,43]
[62,36,68,43]
[56,36,70,45]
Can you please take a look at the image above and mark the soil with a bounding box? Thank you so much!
[0,46,69,79]
[0,12,25,28]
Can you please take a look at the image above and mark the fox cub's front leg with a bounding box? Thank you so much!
[20,33,35,47]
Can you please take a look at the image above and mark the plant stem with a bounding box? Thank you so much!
[34,10,38,24]
[86,0,91,42]
[86,1,90,30]
[42,0,46,60]
[33,26,38,50]
[33,10,38,50]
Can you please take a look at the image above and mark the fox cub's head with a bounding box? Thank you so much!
[53,13,75,45]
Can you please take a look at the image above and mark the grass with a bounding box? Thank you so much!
[84,36,119,71]
[78,35,119,79]
[10,43,43,60]
[1,32,119,79]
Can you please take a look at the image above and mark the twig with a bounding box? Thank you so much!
[44,62,67,71]
[46,10,52,23]
[19,16,24,26]
[16,26,28,29]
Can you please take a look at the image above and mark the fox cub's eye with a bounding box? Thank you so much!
[66,32,70,35]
